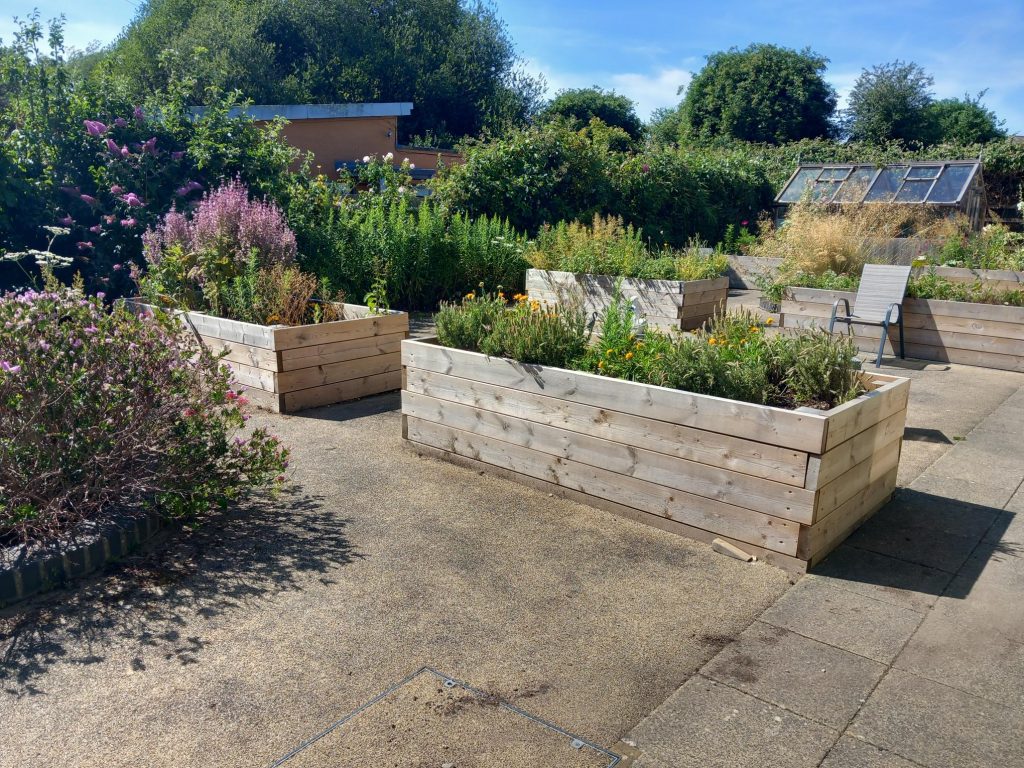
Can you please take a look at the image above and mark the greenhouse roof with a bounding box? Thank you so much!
[776,161,982,206]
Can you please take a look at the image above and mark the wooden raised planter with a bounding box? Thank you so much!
[143,303,409,412]
[781,287,1024,372]
[400,338,909,572]
[526,268,729,332]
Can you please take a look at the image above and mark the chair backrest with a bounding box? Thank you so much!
[854,264,912,322]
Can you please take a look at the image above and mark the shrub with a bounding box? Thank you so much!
[527,214,727,280]
[932,224,1024,271]
[217,257,344,326]
[291,159,528,311]
[0,283,288,546]
[907,273,1024,306]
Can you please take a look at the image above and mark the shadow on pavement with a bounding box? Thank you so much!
[812,488,1016,600]
[0,487,357,697]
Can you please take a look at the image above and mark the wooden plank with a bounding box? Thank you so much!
[405,439,807,574]
[404,368,809,486]
[199,335,281,371]
[813,435,903,522]
[281,369,402,412]
[822,377,910,451]
[799,466,898,562]
[272,312,408,351]
[405,417,801,555]
[787,301,1024,341]
[679,299,727,319]
[401,339,830,453]
[402,390,817,523]
[280,331,407,370]
[805,409,907,490]
[222,359,277,391]
[277,351,402,391]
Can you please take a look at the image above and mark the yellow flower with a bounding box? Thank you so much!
[708,337,717,345]
[605,348,614,357]
[765,317,774,325]
[749,326,760,333]
[636,342,645,349]
[464,292,475,300]
[625,351,634,360]
[598,360,605,369]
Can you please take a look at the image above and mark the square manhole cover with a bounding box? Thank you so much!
[272,667,620,767]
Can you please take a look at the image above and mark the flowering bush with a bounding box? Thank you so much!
[0,283,288,545]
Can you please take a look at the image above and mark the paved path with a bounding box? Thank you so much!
[627,365,1024,768]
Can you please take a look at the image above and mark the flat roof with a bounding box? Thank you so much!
[188,103,414,121]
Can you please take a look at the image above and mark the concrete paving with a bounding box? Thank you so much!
[0,394,790,767]
[628,356,1024,768]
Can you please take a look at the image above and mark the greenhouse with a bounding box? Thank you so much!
[775,160,987,229]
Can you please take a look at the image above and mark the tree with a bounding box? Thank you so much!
[103,0,543,145]
[680,44,837,144]
[926,92,1005,145]
[646,105,685,145]
[844,61,935,144]
[538,87,643,141]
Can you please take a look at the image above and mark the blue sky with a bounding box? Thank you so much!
[3,0,1023,133]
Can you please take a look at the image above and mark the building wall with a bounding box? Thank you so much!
[258,116,461,179]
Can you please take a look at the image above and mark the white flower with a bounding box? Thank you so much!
[409,163,415,170]
[384,152,394,161]
[362,155,370,163]
[398,186,406,194]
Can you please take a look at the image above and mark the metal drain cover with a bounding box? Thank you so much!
[272,667,620,767]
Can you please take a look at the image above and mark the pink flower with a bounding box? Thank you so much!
[84,325,98,334]
[120,217,137,228]
[80,194,98,206]
[741,220,749,226]
[0,361,21,374]
[183,407,197,417]
[106,138,121,156]
[110,185,124,195]
[89,224,103,234]
[121,192,145,207]
[174,180,203,196]
[59,215,74,226]
[142,137,158,155]
[84,120,108,136]
[77,241,94,250]
[112,263,122,271]
[105,215,117,225]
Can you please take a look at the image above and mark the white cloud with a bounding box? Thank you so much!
[610,68,692,119]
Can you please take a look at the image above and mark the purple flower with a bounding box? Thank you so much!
[112,263,122,271]
[142,137,158,155]
[38,341,50,352]
[642,164,651,173]
[133,106,145,121]
[171,151,185,160]
[84,325,99,334]
[80,194,98,206]
[121,192,145,207]
[114,117,128,128]
[120,145,130,159]
[89,224,103,234]
[59,215,75,226]
[0,361,21,374]
[106,138,121,156]
[96,292,106,300]
[84,120,108,136]
[174,180,204,197]
[120,217,137,228]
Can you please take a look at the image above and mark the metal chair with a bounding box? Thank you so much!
[829,264,912,368]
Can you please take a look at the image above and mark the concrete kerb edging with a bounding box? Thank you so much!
[0,513,164,608]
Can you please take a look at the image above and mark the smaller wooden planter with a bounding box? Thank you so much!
[143,303,409,412]
[401,338,909,572]
[526,269,729,332]
[782,288,1024,373]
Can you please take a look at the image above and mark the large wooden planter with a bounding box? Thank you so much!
[526,269,729,332]
[400,338,909,572]
[781,287,1024,372]
[148,304,409,412]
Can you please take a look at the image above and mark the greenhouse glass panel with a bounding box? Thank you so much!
[906,165,942,180]
[865,166,907,202]
[811,181,842,201]
[895,180,933,202]
[927,165,974,203]
[833,168,876,202]
[819,167,852,181]
[778,168,821,202]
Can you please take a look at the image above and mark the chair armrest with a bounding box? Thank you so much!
[831,298,852,319]
[886,302,902,324]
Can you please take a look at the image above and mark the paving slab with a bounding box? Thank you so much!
[849,669,1024,768]
[758,578,923,664]
[819,735,925,768]
[701,621,885,728]
[0,394,790,768]
[809,544,952,613]
[629,676,837,768]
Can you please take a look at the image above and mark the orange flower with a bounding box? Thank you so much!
[625,351,634,360]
